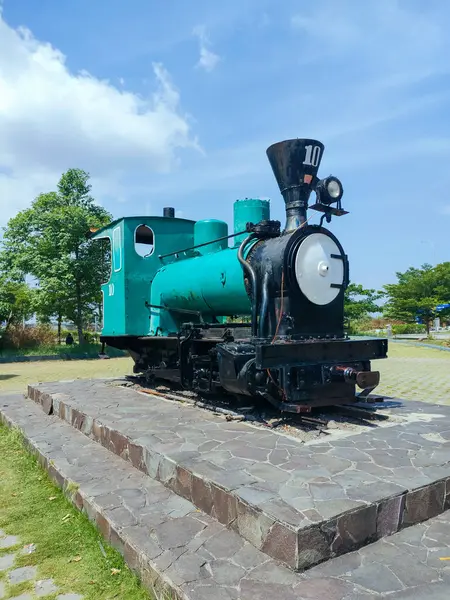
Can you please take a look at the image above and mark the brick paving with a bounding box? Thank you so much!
[378,353,450,404]
[1,393,450,599]
[26,379,450,572]
[0,529,82,599]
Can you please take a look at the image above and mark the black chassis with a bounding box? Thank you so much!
[101,333,388,413]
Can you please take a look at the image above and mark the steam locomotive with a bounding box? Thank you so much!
[91,138,388,413]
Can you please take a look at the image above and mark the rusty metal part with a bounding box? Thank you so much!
[124,375,389,433]
[300,415,328,427]
[258,391,314,414]
[139,388,190,403]
[331,365,380,389]
[136,383,265,425]
[335,405,389,421]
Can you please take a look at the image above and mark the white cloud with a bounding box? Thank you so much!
[0,12,200,226]
[193,25,220,72]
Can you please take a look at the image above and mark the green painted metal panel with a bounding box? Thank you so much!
[112,225,122,272]
[93,220,126,337]
[233,198,270,246]
[92,200,272,338]
[149,246,253,335]
[194,219,228,254]
[91,216,195,336]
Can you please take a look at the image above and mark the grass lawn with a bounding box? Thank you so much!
[0,425,152,600]
[0,356,135,393]
[0,343,126,359]
[405,337,450,348]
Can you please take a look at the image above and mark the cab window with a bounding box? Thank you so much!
[135,225,154,257]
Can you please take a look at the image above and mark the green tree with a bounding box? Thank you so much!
[344,283,383,326]
[383,263,450,334]
[0,278,34,330]
[33,277,72,343]
[1,169,112,343]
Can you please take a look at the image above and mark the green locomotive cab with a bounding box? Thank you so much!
[90,213,195,337]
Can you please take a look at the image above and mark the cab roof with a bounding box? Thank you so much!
[88,215,196,239]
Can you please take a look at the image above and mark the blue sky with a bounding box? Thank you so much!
[1,0,449,290]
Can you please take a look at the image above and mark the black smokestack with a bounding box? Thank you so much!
[163,207,175,218]
[266,139,324,232]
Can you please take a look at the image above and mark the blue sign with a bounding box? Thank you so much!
[436,304,450,311]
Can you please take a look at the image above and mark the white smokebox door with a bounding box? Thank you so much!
[294,233,344,305]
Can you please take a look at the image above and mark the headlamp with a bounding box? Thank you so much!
[326,178,341,199]
[308,174,348,220]
[315,176,344,205]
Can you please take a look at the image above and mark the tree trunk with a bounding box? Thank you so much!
[426,319,431,335]
[4,310,13,332]
[74,247,85,346]
[75,280,84,345]
[57,312,62,345]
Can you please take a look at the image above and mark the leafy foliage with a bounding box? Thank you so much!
[0,278,34,328]
[344,283,383,326]
[391,323,426,335]
[1,169,112,343]
[383,263,450,333]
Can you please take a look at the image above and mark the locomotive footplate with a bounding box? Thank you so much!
[255,337,388,369]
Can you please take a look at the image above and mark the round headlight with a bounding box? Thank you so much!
[326,179,341,199]
[314,175,344,206]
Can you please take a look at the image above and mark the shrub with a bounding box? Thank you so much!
[391,323,426,335]
[60,329,73,341]
[82,331,100,344]
[1,324,55,350]
[369,317,404,329]
[59,329,100,344]
[345,317,372,335]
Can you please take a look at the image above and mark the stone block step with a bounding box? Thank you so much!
[28,380,450,572]
[301,510,450,599]
[0,394,301,599]
[2,393,450,599]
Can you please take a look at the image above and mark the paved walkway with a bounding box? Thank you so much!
[0,530,82,600]
[3,392,450,599]
[377,348,450,404]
